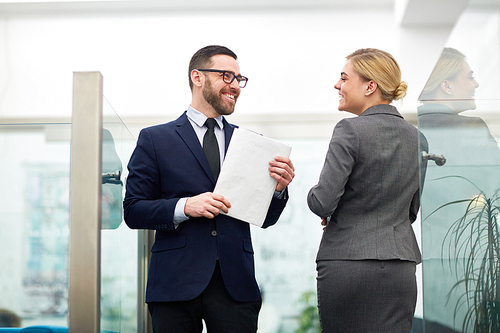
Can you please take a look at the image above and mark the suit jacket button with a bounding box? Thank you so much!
[211,230,217,237]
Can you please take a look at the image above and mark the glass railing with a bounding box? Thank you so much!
[100,99,138,332]
[251,138,327,332]
[418,0,500,328]
[0,91,138,332]
[419,98,500,333]
[0,120,72,328]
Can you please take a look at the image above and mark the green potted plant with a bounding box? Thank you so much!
[426,175,500,333]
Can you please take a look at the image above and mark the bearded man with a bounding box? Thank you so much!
[123,45,295,333]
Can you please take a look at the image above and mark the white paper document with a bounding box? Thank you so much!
[213,128,292,227]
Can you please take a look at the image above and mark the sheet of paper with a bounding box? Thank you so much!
[213,127,292,227]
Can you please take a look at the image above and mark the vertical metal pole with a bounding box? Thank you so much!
[137,229,154,333]
[69,72,103,333]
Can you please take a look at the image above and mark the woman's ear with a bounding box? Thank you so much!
[365,80,378,96]
[440,80,453,95]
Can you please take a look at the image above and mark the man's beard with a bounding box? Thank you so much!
[202,79,236,116]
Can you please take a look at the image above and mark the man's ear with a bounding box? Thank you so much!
[191,69,203,88]
[440,80,453,95]
[365,80,378,96]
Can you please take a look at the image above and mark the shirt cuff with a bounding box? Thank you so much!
[173,197,190,228]
[274,188,286,199]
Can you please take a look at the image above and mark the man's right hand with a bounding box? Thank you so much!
[184,192,231,219]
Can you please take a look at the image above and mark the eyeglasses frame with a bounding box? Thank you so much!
[197,69,248,88]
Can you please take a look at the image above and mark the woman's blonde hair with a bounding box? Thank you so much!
[347,48,407,102]
[419,47,466,101]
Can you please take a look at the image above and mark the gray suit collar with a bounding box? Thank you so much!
[360,104,402,118]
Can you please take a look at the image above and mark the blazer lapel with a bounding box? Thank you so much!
[175,112,215,183]
[222,117,236,155]
[175,112,237,185]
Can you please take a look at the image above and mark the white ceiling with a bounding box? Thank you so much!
[1,0,496,25]
[0,0,396,15]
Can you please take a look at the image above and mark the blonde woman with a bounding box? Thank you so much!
[419,47,479,112]
[308,48,421,333]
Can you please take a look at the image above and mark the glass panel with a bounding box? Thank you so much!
[419,1,500,332]
[100,98,138,333]
[252,138,327,332]
[0,121,71,328]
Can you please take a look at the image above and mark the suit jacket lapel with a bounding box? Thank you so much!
[175,112,237,185]
[175,112,215,183]
[222,117,236,155]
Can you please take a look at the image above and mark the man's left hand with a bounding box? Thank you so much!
[269,156,295,192]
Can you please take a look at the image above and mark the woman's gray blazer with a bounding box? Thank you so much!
[307,104,421,264]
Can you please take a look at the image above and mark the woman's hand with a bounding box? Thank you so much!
[321,217,328,230]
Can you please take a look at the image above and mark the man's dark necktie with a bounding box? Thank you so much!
[203,118,220,181]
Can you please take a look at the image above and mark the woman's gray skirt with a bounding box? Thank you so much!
[316,259,417,333]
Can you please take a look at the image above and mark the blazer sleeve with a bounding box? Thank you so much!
[123,128,179,231]
[307,119,358,218]
[409,189,420,223]
[261,188,289,229]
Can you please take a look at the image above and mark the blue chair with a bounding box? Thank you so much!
[20,327,67,333]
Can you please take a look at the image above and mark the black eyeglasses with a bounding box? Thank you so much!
[197,69,248,88]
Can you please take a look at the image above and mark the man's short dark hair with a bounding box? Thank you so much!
[188,45,238,91]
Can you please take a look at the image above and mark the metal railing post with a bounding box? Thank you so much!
[69,71,103,333]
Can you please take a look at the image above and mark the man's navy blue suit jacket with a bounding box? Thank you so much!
[123,111,288,303]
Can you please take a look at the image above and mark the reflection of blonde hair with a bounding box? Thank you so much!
[347,48,407,102]
[419,47,466,101]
